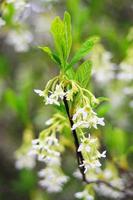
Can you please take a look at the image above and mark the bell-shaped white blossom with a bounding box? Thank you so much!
[6,30,33,52]
[72,106,105,130]
[34,89,45,97]
[15,154,36,169]
[34,84,66,106]
[78,135,106,173]
[0,18,6,27]
[75,189,94,200]
[38,166,68,192]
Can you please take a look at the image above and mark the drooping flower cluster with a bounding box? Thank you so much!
[0,18,6,28]
[38,165,68,192]
[78,135,106,173]
[34,75,106,181]
[75,188,94,200]
[29,113,69,192]
[72,106,105,130]
[34,84,66,106]
[15,128,36,170]
[6,30,33,52]
[94,164,125,199]
[34,80,78,106]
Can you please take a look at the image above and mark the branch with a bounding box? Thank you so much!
[63,96,133,199]
[63,96,86,182]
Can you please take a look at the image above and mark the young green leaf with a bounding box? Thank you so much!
[75,60,92,88]
[50,16,66,68]
[68,37,99,68]
[39,46,61,66]
[66,67,76,80]
[64,11,72,61]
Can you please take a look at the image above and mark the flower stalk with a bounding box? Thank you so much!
[63,95,87,182]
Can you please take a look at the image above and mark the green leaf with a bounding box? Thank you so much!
[66,67,76,79]
[50,16,66,68]
[39,46,61,65]
[104,126,128,156]
[97,97,110,103]
[69,37,99,68]
[75,60,92,87]
[50,12,72,69]
[64,11,72,60]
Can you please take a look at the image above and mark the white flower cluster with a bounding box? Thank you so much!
[75,189,94,200]
[34,84,66,106]
[95,179,124,199]
[0,18,6,28]
[72,106,105,130]
[38,166,68,192]
[6,30,33,52]
[30,135,63,164]
[78,135,106,173]
[15,153,36,170]
[30,133,68,192]
[14,129,36,170]
[91,45,115,85]
[94,167,125,199]
[117,63,133,81]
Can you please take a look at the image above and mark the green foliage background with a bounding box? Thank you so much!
[0,0,133,200]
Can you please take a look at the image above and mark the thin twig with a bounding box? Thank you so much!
[63,96,86,182]
[63,96,133,199]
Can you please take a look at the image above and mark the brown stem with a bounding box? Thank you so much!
[63,96,86,182]
[63,96,133,198]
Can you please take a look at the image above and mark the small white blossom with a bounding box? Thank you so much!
[34,84,66,106]
[15,154,36,169]
[34,89,45,96]
[0,18,6,27]
[78,135,106,173]
[38,166,68,192]
[54,84,66,100]
[45,84,66,105]
[45,118,54,125]
[72,106,105,130]
[75,189,94,200]
[6,30,33,52]
[45,95,60,105]
[98,150,106,158]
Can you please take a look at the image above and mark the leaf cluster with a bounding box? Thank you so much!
[40,11,99,88]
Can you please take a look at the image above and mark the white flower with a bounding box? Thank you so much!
[54,84,66,100]
[98,150,106,158]
[75,189,94,200]
[45,118,54,125]
[78,135,106,173]
[95,181,124,199]
[34,89,44,96]
[72,106,105,130]
[0,18,6,27]
[38,166,68,192]
[72,107,88,121]
[6,30,33,52]
[15,154,36,169]
[82,160,102,173]
[72,121,89,130]
[45,95,60,105]
[34,84,66,106]
[78,143,91,153]
[45,84,66,105]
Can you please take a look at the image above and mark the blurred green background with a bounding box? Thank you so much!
[0,0,133,200]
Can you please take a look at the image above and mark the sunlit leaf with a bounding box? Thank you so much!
[68,37,99,67]
[75,60,92,87]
